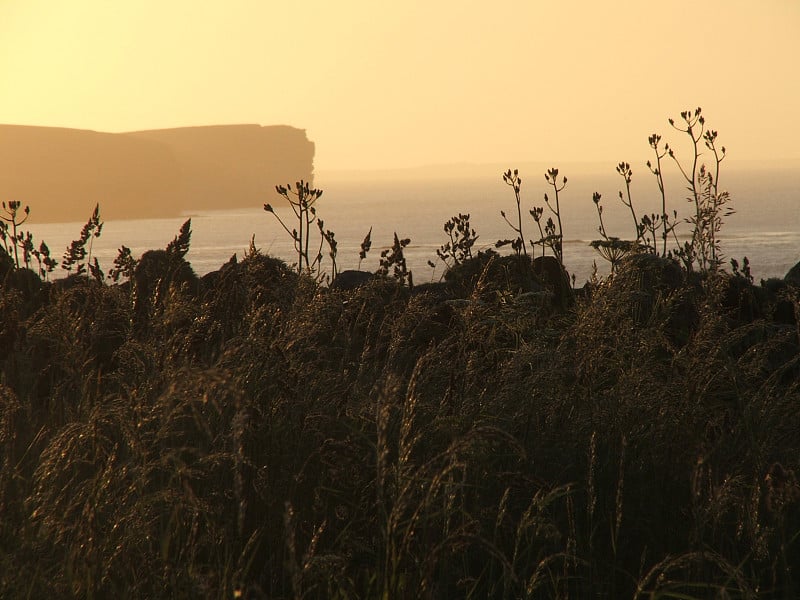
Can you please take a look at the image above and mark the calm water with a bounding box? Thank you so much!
[21,165,800,285]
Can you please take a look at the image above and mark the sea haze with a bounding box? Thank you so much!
[21,163,800,285]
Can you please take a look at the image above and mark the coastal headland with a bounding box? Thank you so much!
[0,124,315,222]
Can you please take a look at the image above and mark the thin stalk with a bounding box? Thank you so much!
[616,163,638,241]
[515,186,527,257]
[669,109,706,269]
[11,218,19,269]
[648,135,669,256]
[544,168,566,264]
[554,186,564,263]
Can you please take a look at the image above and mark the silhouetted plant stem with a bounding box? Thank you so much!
[544,168,567,265]
[647,134,670,256]
[378,232,412,287]
[85,204,103,274]
[669,108,706,267]
[434,213,478,269]
[358,227,372,271]
[665,108,732,272]
[529,207,546,258]
[1,201,30,269]
[317,219,338,282]
[499,169,528,257]
[265,181,329,277]
[589,107,730,275]
[20,232,33,270]
[32,240,57,279]
[703,127,727,269]
[500,167,566,265]
[593,193,608,242]
[62,204,104,277]
[589,190,639,273]
[615,162,639,241]
[108,245,137,283]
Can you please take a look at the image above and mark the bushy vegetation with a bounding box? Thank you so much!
[1,110,799,599]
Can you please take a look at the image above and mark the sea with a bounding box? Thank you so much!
[19,163,800,286]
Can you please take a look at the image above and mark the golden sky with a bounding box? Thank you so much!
[1,0,798,171]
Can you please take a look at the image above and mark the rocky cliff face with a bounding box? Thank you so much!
[125,125,315,212]
[0,124,314,222]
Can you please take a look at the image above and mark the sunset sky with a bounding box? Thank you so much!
[1,0,798,172]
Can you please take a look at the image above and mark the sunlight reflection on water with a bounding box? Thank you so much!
[21,167,799,284]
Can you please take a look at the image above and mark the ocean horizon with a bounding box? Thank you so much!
[17,162,800,285]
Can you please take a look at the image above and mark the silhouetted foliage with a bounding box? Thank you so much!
[165,218,192,258]
[591,108,732,275]
[497,168,528,257]
[358,226,373,271]
[108,245,137,283]
[1,108,797,599]
[61,203,104,276]
[434,212,478,269]
[378,232,413,287]
[1,200,30,271]
[265,180,325,276]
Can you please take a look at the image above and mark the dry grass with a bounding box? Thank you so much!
[1,245,798,598]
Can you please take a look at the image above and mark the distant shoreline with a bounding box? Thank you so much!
[317,157,800,182]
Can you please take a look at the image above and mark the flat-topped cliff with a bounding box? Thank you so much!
[125,125,315,211]
[0,124,314,222]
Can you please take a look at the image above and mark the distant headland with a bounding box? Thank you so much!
[0,124,315,222]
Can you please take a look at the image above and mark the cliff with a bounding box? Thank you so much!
[125,125,315,211]
[0,124,314,222]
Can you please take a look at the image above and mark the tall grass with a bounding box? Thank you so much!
[1,111,799,598]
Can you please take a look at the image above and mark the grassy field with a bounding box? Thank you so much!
[2,109,799,598]
[1,235,798,598]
